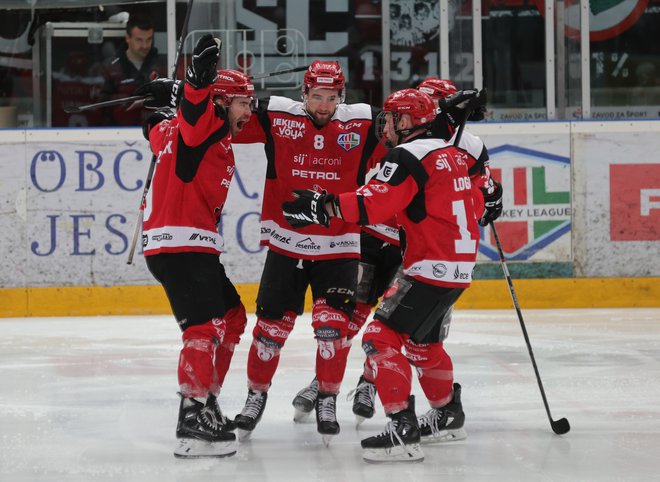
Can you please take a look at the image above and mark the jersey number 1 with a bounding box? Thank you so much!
[452,200,477,254]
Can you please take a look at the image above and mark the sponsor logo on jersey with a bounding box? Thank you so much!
[432,263,448,278]
[329,240,358,249]
[338,121,363,130]
[273,118,305,140]
[189,233,216,244]
[270,231,292,244]
[337,132,361,151]
[481,145,571,261]
[295,237,321,251]
[375,161,398,182]
[435,154,452,171]
[291,169,341,180]
[370,183,389,194]
[311,156,341,166]
[293,153,308,165]
[452,265,470,280]
[152,233,173,242]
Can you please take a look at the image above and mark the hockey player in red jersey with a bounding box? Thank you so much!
[139,35,255,458]
[231,60,387,445]
[282,88,481,462]
[292,79,502,428]
[418,77,503,226]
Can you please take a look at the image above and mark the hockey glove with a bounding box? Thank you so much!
[282,189,334,228]
[185,34,221,89]
[467,89,488,122]
[135,78,182,109]
[479,179,503,226]
[142,108,174,140]
[439,89,485,128]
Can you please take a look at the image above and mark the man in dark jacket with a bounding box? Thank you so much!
[100,13,167,126]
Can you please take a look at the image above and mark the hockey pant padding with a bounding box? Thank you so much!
[178,318,227,398]
[404,339,454,408]
[348,302,372,339]
[210,302,248,395]
[247,312,296,392]
[361,320,413,414]
[312,298,352,393]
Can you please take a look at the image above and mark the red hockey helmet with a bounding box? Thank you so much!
[377,89,436,143]
[417,77,458,100]
[383,88,436,126]
[302,60,345,102]
[211,69,255,104]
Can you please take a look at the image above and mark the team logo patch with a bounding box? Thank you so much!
[375,162,398,182]
[337,132,361,152]
[370,183,389,194]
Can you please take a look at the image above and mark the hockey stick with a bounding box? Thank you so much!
[64,95,154,114]
[126,0,194,265]
[491,224,571,435]
[68,66,308,115]
[249,65,308,80]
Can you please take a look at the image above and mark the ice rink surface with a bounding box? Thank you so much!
[2,308,660,482]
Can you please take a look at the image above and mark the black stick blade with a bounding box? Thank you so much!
[551,417,570,435]
[63,105,83,114]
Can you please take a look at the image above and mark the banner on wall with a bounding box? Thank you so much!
[471,126,573,262]
[571,124,660,277]
[0,130,266,288]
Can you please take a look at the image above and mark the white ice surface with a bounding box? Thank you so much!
[1,309,660,482]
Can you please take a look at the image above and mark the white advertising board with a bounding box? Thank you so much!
[1,121,659,289]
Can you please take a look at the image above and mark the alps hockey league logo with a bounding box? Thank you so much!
[337,132,361,152]
[480,145,571,261]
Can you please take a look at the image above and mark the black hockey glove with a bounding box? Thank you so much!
[185,34,221,89]
[142,108,174,140]
[282,189,334,228]
[479,179,503,226]
[135,78,182,109]
[467,89,488,121]
[439,88,487,128]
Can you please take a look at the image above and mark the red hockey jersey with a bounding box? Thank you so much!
[142,84,234,256]
[338,136,480,288]
[361,128,490,248]
[233,96,386,260]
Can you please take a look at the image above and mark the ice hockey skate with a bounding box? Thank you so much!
[292,377,318,423]
[234,389,268,442]
[418,383,467,444]
[173,393,237,458]
[316,392,340,446]
[346,375,377,426]
[361,396,423,463]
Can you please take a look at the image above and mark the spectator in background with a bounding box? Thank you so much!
[100,12,167,126]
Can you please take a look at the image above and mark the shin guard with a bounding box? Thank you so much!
[246,312,296,392]
[210,303,248,395]
[178,318,226,398]
[406,340,454,407]
[348,302,372,339]
[362,321,413,413]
